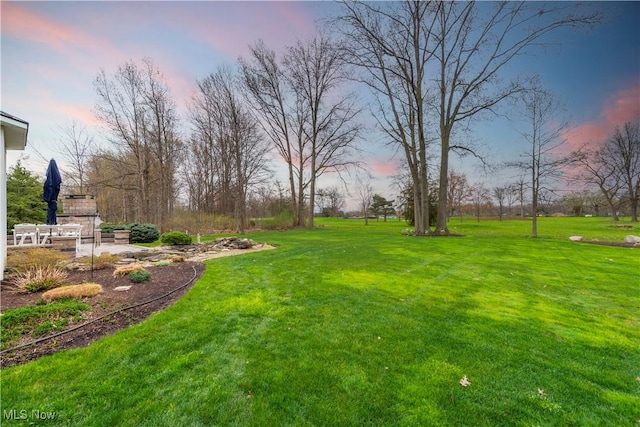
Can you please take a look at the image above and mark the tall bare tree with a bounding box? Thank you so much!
[94,58,181,228]
[240,40,301,225]
[241,34,360,228]
[507,82,571,237]
[140,58,183,231]
[95,60,150,222]
[55,119,93,194]
[338,1,600,235]
[187,66,270,233]
[338,1,437,235]
[284,33,361,228]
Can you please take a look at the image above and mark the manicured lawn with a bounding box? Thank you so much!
[1,217,638,426]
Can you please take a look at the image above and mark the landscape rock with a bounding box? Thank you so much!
[569,236,584,242]
[623,235,640,244]
[114,286,132,291]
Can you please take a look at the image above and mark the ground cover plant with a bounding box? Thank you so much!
[1,217,638,426]
[1,300,90,350]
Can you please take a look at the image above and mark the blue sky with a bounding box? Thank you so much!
[2,1,639,208]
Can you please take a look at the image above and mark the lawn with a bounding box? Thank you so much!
[1,217,638,426]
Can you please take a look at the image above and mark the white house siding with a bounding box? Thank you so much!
[1,112,29,281]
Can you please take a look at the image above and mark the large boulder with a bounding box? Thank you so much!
[623,235,640,244]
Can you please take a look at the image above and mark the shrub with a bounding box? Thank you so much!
[261,211,294,230]
[129,270,152,283]
[130,223,160,244]
[6,248,70,273]
[170,255,185,263]
[113,264,145,277]
[76,252,121,270]
[160,231,192,246]
[42,283,103,303]
[10,267,69,293]
[100,223,129,233]
[155,260,171,267]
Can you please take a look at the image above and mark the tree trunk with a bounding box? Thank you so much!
[435,129,450,235]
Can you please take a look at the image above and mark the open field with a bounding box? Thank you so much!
[1,217,638,426]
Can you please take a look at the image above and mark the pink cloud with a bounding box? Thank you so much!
[2,3,77,50]
[370,160,399,177]
[170,2,316,59]
[1,3,122,65]
[564,81,640,150]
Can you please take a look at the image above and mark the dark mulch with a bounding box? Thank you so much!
[0,261,205,368]
[579,241,639,248]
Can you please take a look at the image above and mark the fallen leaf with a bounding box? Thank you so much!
[538,388,546,396]
[459,376,471,387]
[247,391,253,399]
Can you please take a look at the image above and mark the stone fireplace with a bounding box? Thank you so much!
[58,195,101,237]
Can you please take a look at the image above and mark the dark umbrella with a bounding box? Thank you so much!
[43,159,62,225]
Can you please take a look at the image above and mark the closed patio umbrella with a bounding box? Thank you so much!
[43,158,62,225]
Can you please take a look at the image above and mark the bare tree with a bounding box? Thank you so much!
[283,32,361,228]
[447,170,472,221]
[471,182,491,222]
[240,40,301,225]
[504,183,518,217]
[430,2,599,234]
[94,61,150,222]
[507,82,571,237]
[493,186,508,221]
[187,66,271,233]
[612,121,640,221]
[571,144,623,221]
[512,177,527,219]
[338,1,438,235]
[357,177,374,225]
[140,58,183,231]
[94,58,182,227]
[55,119,93,194]
[241,34,360,229]
[316,186,346,217]
[338,1,600,235]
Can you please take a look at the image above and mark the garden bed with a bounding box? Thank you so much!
[0,261,205,368]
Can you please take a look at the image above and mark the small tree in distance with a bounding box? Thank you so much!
[371,194,394,222]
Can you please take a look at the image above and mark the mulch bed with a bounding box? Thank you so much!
[1,261,205,368]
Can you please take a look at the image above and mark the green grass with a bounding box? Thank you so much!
[1,217,638,426]
[1,300,90,350]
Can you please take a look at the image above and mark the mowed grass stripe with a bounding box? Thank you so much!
[1,217,638,426]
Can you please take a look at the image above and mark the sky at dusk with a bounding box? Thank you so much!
[2,1,639,208]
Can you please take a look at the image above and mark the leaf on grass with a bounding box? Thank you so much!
[537,388,546,396]
[247,390,253,399]
[459,376,471,387]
